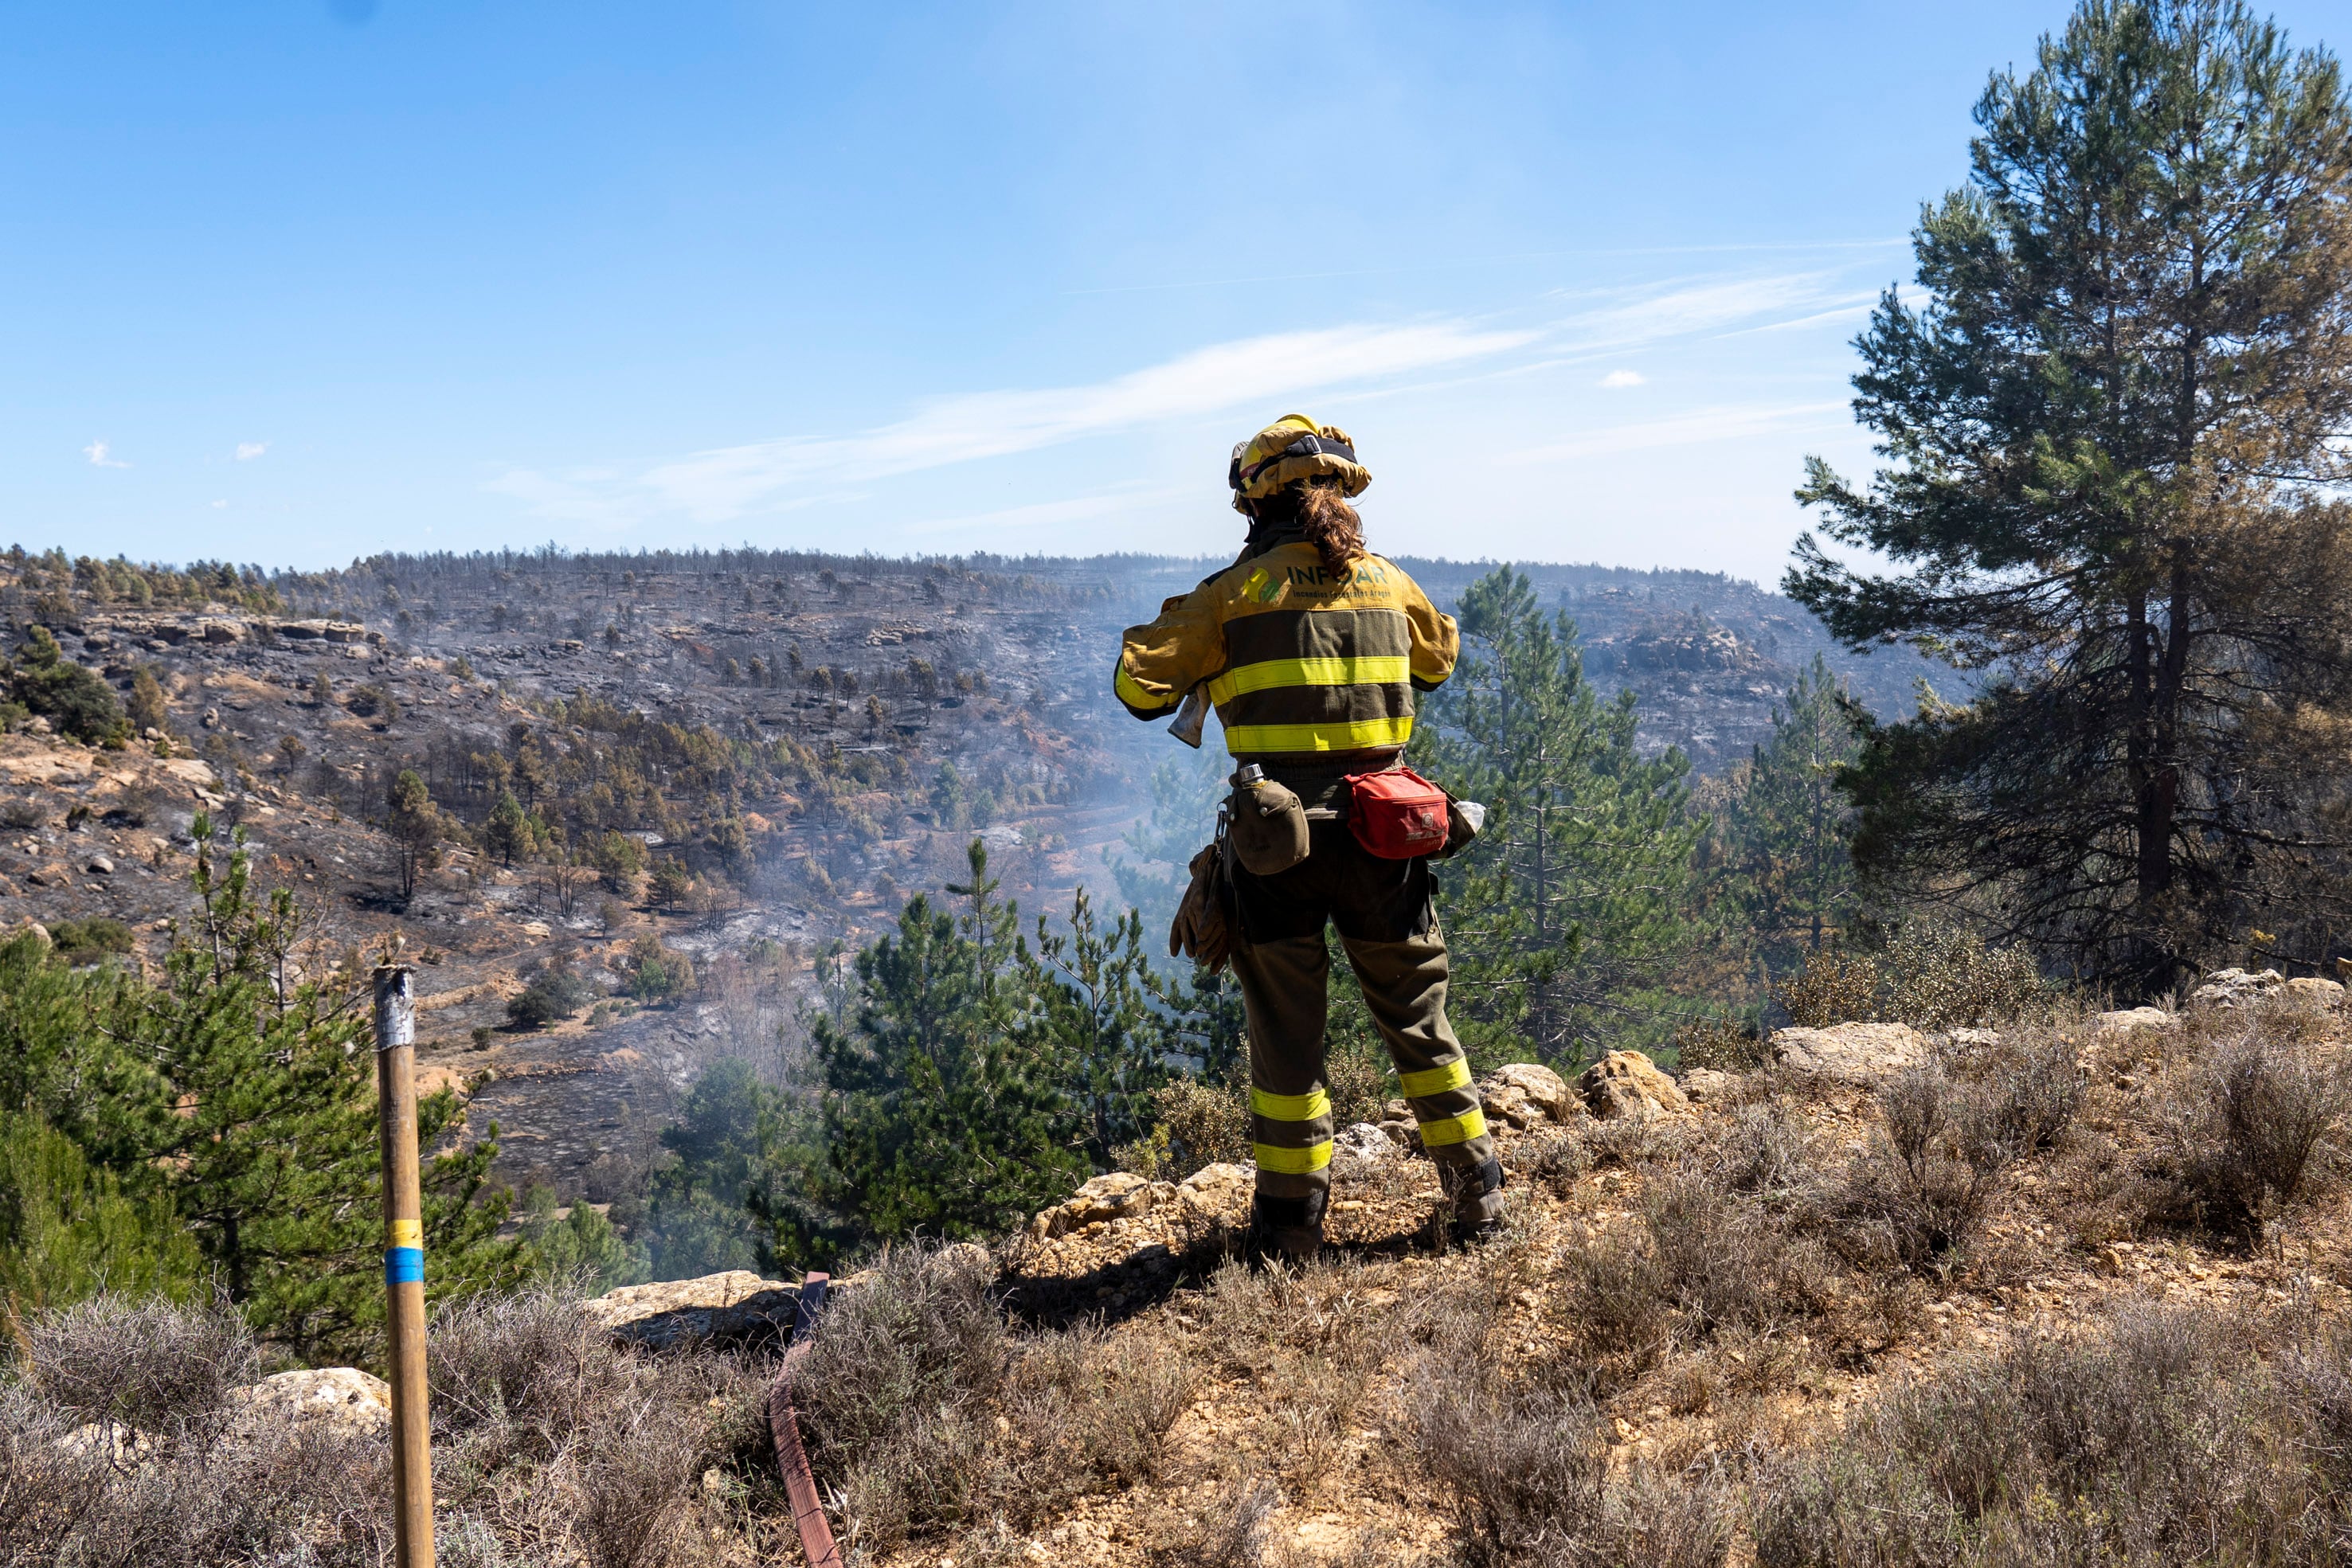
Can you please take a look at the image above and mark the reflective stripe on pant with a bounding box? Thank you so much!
[1230,926,1496,1204]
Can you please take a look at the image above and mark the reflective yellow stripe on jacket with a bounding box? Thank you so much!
[1112,542,1458,758]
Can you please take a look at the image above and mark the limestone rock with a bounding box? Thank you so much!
[1027,1171,1177,1241]
[2093,1006,2178,1034]
[83,854,113,875]
[1769,1022,1928,1085]
[1484,1062,1577,1123]
[1480,1081,1539,1130]
[1678,1066,1736,1105]
[1578,1050,1693,1120]
[25,863,72,888]
[580,1269,800,1351]
[227,1368,391,1441]
[1331,1122,1396,1162]
[2286,977,2345,1007]
[2191,968,2285,1007]
[1172,1161,1252,1221]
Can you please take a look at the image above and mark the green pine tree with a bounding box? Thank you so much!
[1414,566,1700,1062]
[1023,888,1166,1167]
[641,1057,773,1278]
[1718,655,1864,969]
[777,841,1084,1261]
[0,823,521,1358]
[483,789,534,867]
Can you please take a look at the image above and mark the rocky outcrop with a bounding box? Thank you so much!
[2192,968,2285,1007]
[1578,1050,1693,1120]
[1677,1066,1737,1105]
[2093,1006,2178,1034]
[1483,1062,1579,1126]
[1769,1023,1928,1085]
[578,1269,801,1351]
[2287,977,2346,1007]
[1028,1172,1175,1241]
[226,1368,391,1441]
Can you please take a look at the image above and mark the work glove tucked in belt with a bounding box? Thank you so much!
[1168,842,1231,973]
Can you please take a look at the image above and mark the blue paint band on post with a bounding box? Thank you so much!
[384,1246,425,1285]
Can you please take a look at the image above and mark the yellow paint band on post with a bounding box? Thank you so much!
[1418,1108,1489,1147]
[386,1218,423,1249]
[1251,1086,1332,1121]
[1397,1058,1473,1098]
[1252,1140,1334,1175]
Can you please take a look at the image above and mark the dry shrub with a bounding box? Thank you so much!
[1118,1073,1250,1179]
[1706,1101,1814,1201]
[1775,948,1880,1027]
[1952,1026,2084,1158]
[792,1240,1008,1548]
[1879,922,2049,1028]
[1827,1066,2014,1273]
[1557,1224,1670,1366]
[1505,1124,1591,1197]
[1401,1333,1728,1568]
[1643,1171,1826,1336]
[22,1292,259,1441]
[429,1286,632,1461]
[2141,1019,2352,1241]
[1000,1325,1193,1503]
[569,1394,706,1568]
[1148,1478,1277,1568]
[1751,1304,2352,1566]
[0,1383,109,1564]
[1676,1012,1767,1072]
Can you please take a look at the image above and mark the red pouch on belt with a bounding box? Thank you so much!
[1345,766,1452,859]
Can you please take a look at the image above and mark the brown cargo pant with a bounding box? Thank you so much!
[1227,818,1496,1218]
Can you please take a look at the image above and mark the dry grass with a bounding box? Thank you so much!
[1751,1303,2352,1566]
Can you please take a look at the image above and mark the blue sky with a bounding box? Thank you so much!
[9,2,2346,585]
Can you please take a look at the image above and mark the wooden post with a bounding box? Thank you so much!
[374,964,435,1568]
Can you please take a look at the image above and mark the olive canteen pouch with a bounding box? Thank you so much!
[1228,775,1311,875]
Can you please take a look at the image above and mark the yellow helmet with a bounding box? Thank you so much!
[1229,414,1370,513]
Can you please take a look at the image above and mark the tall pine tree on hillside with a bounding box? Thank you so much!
[1717,655,1864,968]
[1414,567,1700,1062]
[1788,0,2352,986]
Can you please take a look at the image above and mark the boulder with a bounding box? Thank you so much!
[1480,1081,1540,1130]
[1173,1161,1252,1220]
[84,854,113,875]
[580,1270,800,1351]
[1677,1066,1737,1105]
[2286,977,2345,1007]
[1027,1171,1176,1241]
[1769,1023,1928,1085]
[1483,1062,1578,1123]
[1578,1050,1693,1120]
[1331,1122,1396,1162]
[227,1368,390,1441]
[2190,968,2285,1007]
[2093,1006,2178,1034]
[25,864,72,888]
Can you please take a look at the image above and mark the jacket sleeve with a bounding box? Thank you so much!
[1402,577,1460,692]
[1114,580,1228,718]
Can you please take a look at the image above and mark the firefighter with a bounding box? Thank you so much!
[1114,414,1502,1260]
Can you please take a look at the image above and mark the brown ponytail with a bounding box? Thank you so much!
[1297,483,1367,576]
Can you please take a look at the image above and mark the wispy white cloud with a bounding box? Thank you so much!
[487,272,1872,532]
[1505,401,1850,463]
[494,319,1532,526]
[210,499,229,509]
[83,440,130,469]
[234,441,268,461]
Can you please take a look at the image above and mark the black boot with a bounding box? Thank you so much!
[1246,1191,1327,1265]
[1442,1156,1506,1242]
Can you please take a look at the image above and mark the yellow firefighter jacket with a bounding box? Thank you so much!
[1113,542,1458,761]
